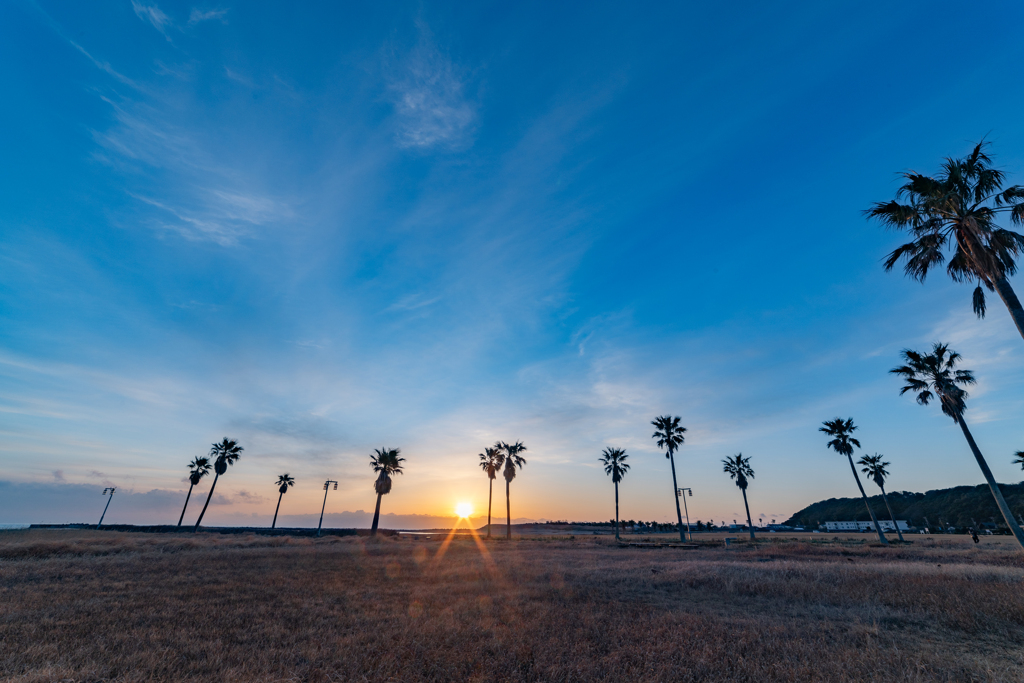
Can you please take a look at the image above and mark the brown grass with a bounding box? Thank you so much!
[1,529,1023,682]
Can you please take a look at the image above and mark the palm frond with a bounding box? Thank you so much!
[869,142,1024,308]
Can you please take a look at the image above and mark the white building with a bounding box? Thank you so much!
[823,520,909,532]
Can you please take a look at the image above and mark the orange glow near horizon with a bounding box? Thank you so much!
[455,502,473,518]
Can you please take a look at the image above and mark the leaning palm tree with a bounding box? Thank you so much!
[177,456,211,527]
[857,454,905,542]
[867,142,1024,340]
[478,445,504,538]
[891,343,1024,550]
[651,415,688,542]
[599,447,630,541]
[500,441,527,540]
[271,473,295,529]
[193,438,243,531]
[820,418,888,545]
[722,453,755,540]
[369,448,405,536]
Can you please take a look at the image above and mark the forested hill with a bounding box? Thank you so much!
[784,483,1024,529]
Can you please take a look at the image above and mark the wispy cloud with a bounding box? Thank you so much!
[132,1,172,37]
[67,40,139,88]
[189,8,229,25]
[387,23,477,150]
[88,96,293,244]
[385,293,442,313]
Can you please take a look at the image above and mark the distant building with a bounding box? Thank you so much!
[823,520,909,532]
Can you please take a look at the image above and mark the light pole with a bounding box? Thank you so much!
[318,480,338,537]
[97,488,116,529]
[676,487,692,541]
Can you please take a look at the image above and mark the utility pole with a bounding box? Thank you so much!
[676,487,693,541]
[97,488,116,529]
[318,480,338,537]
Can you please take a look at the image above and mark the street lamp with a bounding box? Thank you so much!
[676,487,693,541]
[97,488,116,529]
[318,480,338,537]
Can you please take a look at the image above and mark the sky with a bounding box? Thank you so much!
[2,1,1024,529]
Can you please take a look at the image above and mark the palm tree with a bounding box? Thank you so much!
[177,456,211,527]
[599,447,630,541]
[271,474,295,529]
[1013,451,1024,470]
[857,454,905,542]
[500,441,527,540]
[722,453,755,540]
[369,448,405,536]
[891,343,1024,550]
[478,445,504,538]
[820,418,888,545]
[867,142,1024,340]
[193,438,243,531]
[651,415,688,542]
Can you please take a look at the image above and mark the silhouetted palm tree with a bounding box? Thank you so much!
[1013,450,1024,470]
[722,453,755,540]
[271,473,295,529]
[891,343,1024,550]
[370,448,405,536]
[857,454,905,542]
[478,445,504,538]
[194,438,243,531]
[599,447,630,541]
[651,415,688,542]
[177,456,211,527]
[867,142,1024,340]
[820,418,888,545]
[500,441,527,540]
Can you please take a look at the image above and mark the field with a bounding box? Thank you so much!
[1,530,1023,682]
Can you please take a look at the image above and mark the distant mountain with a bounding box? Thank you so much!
[783,483,1024,529]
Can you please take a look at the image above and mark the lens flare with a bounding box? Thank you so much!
[455,502,473,518]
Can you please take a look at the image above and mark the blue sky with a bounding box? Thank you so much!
[2,1,1024,527]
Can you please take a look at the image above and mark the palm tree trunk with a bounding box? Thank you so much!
[487,477,493,539]
[956,413,1024,551]
[994,275,1024,342]
[879,484,904,542]
[506,479,511,540]
[272,491,283,529]
[846,454,888,545]
[741,487,755,540]
[667,450,686,542]
[177,483,194,527]
[614,480,620,541]
[371,493,383,536]
[193,472,219,532]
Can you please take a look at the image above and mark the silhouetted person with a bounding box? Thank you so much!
[971,529,980,544]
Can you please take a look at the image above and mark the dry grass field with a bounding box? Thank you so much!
[1,530,1023,682]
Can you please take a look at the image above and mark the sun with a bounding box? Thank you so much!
[455,502,473,519]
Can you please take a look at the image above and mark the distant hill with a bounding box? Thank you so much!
[783,483,1024,529]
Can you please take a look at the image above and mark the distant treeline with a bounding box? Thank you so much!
[785,483,1024,529]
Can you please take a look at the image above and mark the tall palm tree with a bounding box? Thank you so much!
[478,445,504,538]
[177,456,211,527]
[722,453,755,540]
[271,473,295,529]
[867,142,1024,340]
[820,418,888,545]
[857,454,905,542]
[369,448,405,536]
[599,447,630,541]
[891,343,1024,550]
[193,438,243,531]
[500,441,527,540]
[651,415,688,542]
